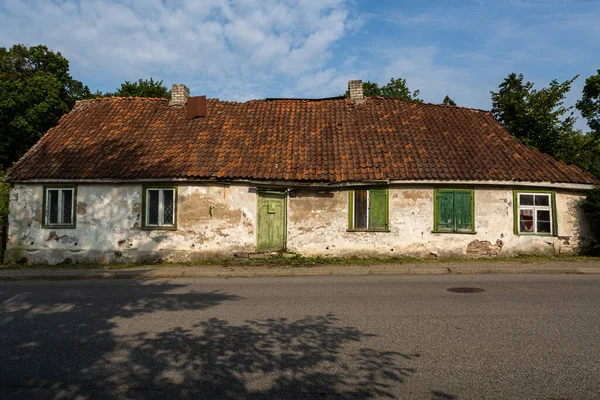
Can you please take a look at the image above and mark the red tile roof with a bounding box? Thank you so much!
[7,96,597,184]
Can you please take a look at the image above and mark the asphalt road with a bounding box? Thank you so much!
[0,275,599,399]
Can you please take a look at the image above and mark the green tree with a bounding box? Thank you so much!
[442,95,456,106]
[0,44,92,168]
[581,186,600,252]
[344,77,422,101]
[576,69,600,137]
[490,72,579,158]
[379,77,422,101]
[103,78,170,99]
[0,168,8,229]
[361,81,381,97]
[553,128,600,178]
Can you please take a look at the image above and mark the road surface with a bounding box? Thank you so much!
[1,275,599,399]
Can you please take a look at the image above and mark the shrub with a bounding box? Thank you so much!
[581,186,600,254]
[0,171,8,227]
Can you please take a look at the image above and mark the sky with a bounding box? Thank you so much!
[0,0,599,129]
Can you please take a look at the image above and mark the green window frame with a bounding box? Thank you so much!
[347,187,389,232]
[42,185,77,229]
[513,190,557,236]
[141,185,178,230]
[433,189,475,233]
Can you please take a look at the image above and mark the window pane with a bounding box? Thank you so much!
[163,189,174,225]
[537,210,551,222]
[48,190,59,225]
[536,209,551,234]
[519,209,534,233]
[519,194,534,206]
[537,221,551,233]
[147,190,159,225]
[534,195,550,206]
[354,190,368,229]
[62,190,73,225]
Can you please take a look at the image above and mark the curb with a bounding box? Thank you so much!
[1,266,600,281]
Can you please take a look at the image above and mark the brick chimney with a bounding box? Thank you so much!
[348,80,364,104]
[170,84,190,106]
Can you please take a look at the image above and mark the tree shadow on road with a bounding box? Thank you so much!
[0,280,416,399]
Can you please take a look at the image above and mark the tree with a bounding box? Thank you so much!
[581,185,600,252]
[344,77,422,102]
[576,70,600,137]
[379,78,422,101]
[442,95,456,106]
[0,44,92,168]
[361,81,381,97]
[490,72,579,158]
[103,78,170,99]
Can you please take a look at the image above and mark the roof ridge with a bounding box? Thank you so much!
[364,96,490,113]
[75,96,169,104]
[418,101,490,113]
[72,96,488,114]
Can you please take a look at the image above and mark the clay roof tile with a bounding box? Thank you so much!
[6,97,596,185]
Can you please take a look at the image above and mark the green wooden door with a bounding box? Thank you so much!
[257,191,286,252]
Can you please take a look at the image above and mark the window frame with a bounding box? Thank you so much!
[347,187,390,232]
[513,190,557,236]
[141,185,178,230]
[42,185,77,229]
[432,188,476,234]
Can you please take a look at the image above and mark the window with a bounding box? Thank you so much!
[515,192,555,235]
[43,186,76,228]
[434,189,474,233]
[143,187,177,229]
[348,188,389,231]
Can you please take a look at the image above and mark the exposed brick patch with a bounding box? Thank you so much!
[47,231,60,241]
[467,239,504,258]
[77,201,87,215]
[558,236,571,245]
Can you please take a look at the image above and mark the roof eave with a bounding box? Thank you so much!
[5,177,596,191]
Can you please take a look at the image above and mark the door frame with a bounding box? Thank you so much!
[256,189,287,252]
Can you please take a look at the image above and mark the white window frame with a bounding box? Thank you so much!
[517,192,553,235]
[145,188,176,227]
[45,187,75,226]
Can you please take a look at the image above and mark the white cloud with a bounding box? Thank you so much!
[375,47,490,108]
[0,0,356,100]
[0,0,596,119]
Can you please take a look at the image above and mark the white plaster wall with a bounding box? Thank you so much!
[5,183,590,264]
[287,187,590,258]
[5,183,257,264]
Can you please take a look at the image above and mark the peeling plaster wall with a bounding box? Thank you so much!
[4,183,591,265]
[5,184,256,265]
[287,186,591,258]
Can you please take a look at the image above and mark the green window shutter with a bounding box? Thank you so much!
[368,188,388,230]
[454,191,473,232]
[435,190,454,232]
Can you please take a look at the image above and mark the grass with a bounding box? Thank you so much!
[1,253,598,270]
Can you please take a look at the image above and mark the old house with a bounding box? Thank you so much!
[3,81,597,264]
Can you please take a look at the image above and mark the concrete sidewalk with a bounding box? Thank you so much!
[1,260,600,281]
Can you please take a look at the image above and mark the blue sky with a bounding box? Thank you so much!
[1,0,599,129]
